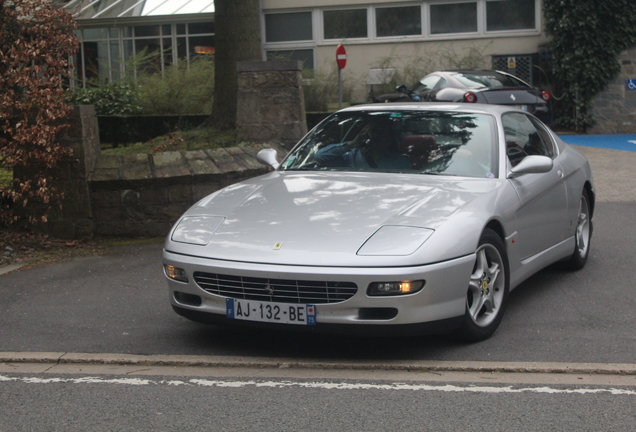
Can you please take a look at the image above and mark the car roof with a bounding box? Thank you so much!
[338,102,513,116]
[431,69,531,87]
[433,69,514,78]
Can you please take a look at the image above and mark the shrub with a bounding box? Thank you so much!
[0,0,79,224]
[67,82,142,115]
[302,64,357,112]
[137,57,215,115]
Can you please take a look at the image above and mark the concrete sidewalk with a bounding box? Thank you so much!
[571,145,636,202]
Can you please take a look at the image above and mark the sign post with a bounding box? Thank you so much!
[336,45,347,109]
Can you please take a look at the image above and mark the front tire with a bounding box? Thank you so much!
[454,228,509,342]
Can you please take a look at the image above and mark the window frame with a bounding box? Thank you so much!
[265,48,316,73]
[72,20,215,88]
[428,1,479,37]
[260,0,541,48]
[321,7,370,41]
[374,4,423,39]
[485,0,538,34]
[264,11,314,43]
[503,112,555,168]
[261,9,317,74]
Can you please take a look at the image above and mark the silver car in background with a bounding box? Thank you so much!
[163,103,593,342]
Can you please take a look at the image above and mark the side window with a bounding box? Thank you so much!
[528,117,556,157]
[503,113,551,167]
[411,75,441,93]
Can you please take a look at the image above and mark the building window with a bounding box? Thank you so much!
[266,49,314,71]
[177,22,215,64]
[188,22,215,35]
[376,6,421,37]
[74,21,215,87]
[265,12,313,42]
[486,0,535,31]
[323,9,367,39]
[430,2,477,35]
[77,28,121,85]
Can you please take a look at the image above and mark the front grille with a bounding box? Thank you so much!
[193,272,357,304]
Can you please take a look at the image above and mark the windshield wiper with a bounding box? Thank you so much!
[420,171,457,176]
[285,166,315,171]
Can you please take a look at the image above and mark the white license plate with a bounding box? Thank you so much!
[226,298,316,325]
[513,105,529,111]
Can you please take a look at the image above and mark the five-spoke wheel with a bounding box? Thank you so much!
[455,228,509,342]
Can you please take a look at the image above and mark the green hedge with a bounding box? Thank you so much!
[98,115,209,147]
[544,0,636,131]
[98,113,331,147]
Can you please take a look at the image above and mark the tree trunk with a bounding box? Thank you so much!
[211,0,262,130]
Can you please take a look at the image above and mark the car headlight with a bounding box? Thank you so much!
[357,226,434,256]
[171,216,225,245]
[165,265,188,282]
[368,280,425,296]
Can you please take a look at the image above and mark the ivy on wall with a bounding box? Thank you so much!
[544,0,636,132]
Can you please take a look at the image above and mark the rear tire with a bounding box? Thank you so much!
[563,189,592,270]
[454,228,509,342]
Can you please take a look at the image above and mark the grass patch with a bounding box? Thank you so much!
[101,126,237,155]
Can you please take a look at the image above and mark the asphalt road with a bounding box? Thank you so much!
[0,204,635,364]
[2,143,636,363]
[1,368,635,432]
[2,144,636,432]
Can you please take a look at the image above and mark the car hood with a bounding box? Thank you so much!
[166,171,504,267]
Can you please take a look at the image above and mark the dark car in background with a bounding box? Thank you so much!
[375,70,552,123]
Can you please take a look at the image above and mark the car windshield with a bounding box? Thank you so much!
[280,110,498,178]
[454,72,528,89]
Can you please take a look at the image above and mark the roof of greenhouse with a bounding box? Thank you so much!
[64,0,215,20]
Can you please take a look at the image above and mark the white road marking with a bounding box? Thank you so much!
[2,375,636,395]
[628,140,636,145]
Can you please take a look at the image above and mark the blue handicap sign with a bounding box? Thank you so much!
[628,79,636,90]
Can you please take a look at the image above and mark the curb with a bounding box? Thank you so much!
[0,262,28,276]
[2,352,636,376]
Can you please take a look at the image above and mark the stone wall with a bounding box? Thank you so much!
[89,143,286,237]
[28,61,308,239]
[589,46,636,134]
[35,105,100,239]
[236,61,307,146]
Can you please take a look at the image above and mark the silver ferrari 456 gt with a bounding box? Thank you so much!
[162,103,594,342]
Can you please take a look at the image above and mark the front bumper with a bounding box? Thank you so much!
[163,249,475,335]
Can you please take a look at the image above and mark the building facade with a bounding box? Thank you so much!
[67,0,549,102]
[64,0,215,86]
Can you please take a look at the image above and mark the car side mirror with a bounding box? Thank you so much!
[396,85,408,94]
[508,155,553,177]
[256,148,280,169]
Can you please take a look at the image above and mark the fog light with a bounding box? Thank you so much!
[367,280,424,296]
[165,265,188,282]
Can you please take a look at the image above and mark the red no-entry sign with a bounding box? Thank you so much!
[336,45,347,69]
